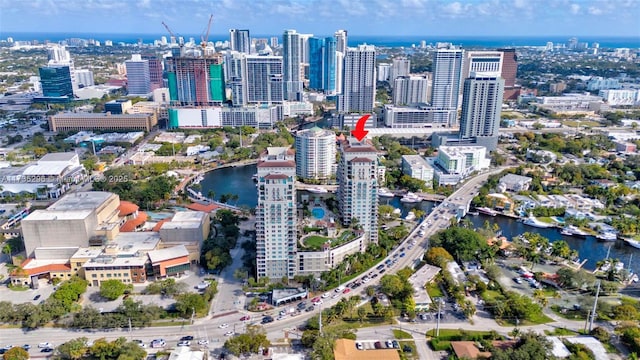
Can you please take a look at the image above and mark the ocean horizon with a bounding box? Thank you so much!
[2,32,639,49]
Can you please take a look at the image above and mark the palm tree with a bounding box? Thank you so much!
[207,190,215,201]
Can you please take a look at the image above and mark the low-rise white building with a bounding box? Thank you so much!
[498,174,533,192]
[428,145,490,186]
[297,234,366,276]
[599,89,640,106]
[401,155,434,188]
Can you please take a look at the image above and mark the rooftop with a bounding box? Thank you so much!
[148,245,189,263]
[24,209,93,221]
[500,173,533,184]
[171,211,207,222]
[450,341,491,360]
[407,264,441,307]
[71,247,104,259]
[38,152,78,162]
[83,255,147,268]
[17,258,71,276]
[48,191,116,211]
[341,138,377,153]
[111,232,161,255]
[439,145,487,156]
[257,160,296,168]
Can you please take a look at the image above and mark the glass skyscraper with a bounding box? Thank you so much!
[39,66,73,98]
[309,37,337,95]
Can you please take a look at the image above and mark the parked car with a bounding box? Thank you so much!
[224,331,234,337]
[240,315,251,321]
[197,340,209,345]
[219,323,229,329]
[321,293,330,298]
[342,288,351,295]
[335,286,345,292]
[22,345,31,350]
[385,340,393,348]
[38,343,53,349]
[261,316,274,324]
[40,348,54,353]
[392,340,400,349]
[33,295,41,301]
[355,342,364,350]
[180,336,194,341]
[374,341,383,349]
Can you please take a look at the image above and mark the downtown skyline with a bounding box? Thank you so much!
[0,0,639,38]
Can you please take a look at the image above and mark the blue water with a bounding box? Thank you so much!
[312,208,325,220]
[4,32,639,49]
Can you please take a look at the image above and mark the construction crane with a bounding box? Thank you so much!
[200,14,214,51]
[162,21,183,47]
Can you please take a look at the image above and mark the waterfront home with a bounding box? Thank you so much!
[498,173,533,192]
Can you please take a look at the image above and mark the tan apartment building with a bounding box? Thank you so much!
[49,112,157,132]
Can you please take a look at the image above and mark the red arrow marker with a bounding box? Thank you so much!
[350,114,370,141]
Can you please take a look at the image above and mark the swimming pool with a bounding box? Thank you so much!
[312,208,325,219]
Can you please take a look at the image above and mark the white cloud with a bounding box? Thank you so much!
[513,0,527,9]
[137,0,151,8]
[443,1,463,15]
[570,3,580,14]
[588,6,603,15]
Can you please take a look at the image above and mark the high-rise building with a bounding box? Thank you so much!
[337,138,378,245]
[47,45,78,92]
[230,29,251,54]
[270,36,279,48]
[75,69,94,87]
[39,66,73,98]
[430,45,464,126]
[165,55,226,106]
[459,73,504,151]
[393,75,429,105]
[338,45,376,113]
[255,147,297,281]
[142,54,163,91]
[246,55,284,104]
[125,54,151,96]
[389,58,410,88]
[228,52,283,106]
[463,51,503,79]
[308,37,337,94]
[498,48,519,100]
[377,63,391,82]
[295,127,336,181]
[334,30,348,54]
[283,30,303,101]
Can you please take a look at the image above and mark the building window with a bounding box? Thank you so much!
[92,274,97,278]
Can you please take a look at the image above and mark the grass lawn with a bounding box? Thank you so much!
[551,305,587,320]
[563,120,601,128]
[544,327,580,336]
[499,312,554,326]
[8,284,29,291]
[481,290,503,302]
[302,235,330,250]
[538,216,555,224]
[393,329,413,339]
[425,329,494,339]
[425,283,444,298]
[398,340,418,360]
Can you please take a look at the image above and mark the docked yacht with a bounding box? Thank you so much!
[623,238,640,249]
[400,192,422,203]
[523,216,554,229]
[560,225,589,238]
[596,232,618,242]
[378,188,395,198]
[476,207,497,216]
[307,187,328,194]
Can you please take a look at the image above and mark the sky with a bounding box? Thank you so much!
[0,0,639,38]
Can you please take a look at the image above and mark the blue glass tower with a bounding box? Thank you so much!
[308,38,324,90]
[323,37,337,94]
[308,37,337,94]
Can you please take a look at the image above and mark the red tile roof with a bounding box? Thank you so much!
[187,202,220,212]
[257,160,296,168]
[350,157,374,163]
[120,211,148,232]
[264,174,289,180]
[118,201,139,216]
[152,218,172,232]
[12,258,71,277]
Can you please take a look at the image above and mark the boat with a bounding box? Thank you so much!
[476,207,497,216]
[560,225,589,238]
[623,238,640,249]
[400,192,422,203]
[405,211,416,221]
[522,216,554,229]
[596,232,618,242]
[192,174,204,184]
[378,188,395,198]
[252,173,258,182]
[467,211,479,216]
[307,187,328,194]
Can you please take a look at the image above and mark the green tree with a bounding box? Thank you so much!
[224,325,270,356]
[99,279,131,300]
[174,293,208,318]
[2,347,29,360]
[357,307,367,323]
[57,337,89,360]
[425,247,454,267]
